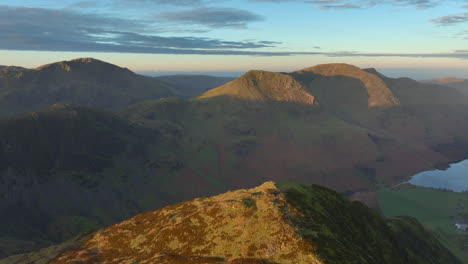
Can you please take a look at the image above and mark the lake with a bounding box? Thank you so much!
[408,159,468,192]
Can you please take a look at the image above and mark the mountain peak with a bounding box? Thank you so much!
[362,68,386,78]
[199,70,318,105]
[70,57,101,64]
[298,63,362,74]
[0,58,175,115]
[35,58,131,73]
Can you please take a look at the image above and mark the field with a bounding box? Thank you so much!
[378,186,468,262]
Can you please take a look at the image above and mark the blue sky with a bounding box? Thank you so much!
[0,0,467,78]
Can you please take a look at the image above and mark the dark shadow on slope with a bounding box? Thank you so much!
[292,72,370,109]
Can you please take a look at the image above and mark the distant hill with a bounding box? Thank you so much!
[428,77,468,84]
[0,58,175,116]
[422,77,468,96]
[156,75,235,97]
[2,63,468,259]
[4,182,461,264]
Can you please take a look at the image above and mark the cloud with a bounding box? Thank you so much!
[159,7,264,29]
[0,5,277,54]
[144,0,437,9]
[314,1,376,9]
[69,1,97,8]
[251,0,439,9]
[0,4,466,59]
[323,51,468,59]
[453,30,468,39]
[392,0,437,8]
[114,0,206,6]
[432,13,468,26]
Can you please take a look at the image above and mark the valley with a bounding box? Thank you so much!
[378,185,468,262]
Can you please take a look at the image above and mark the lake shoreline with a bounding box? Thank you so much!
[406,158,468,193]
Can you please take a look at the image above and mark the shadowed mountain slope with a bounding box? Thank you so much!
[156,75,235,97]
[0,104,173,257]
[295,64,400,107]
[359,71,466,105]
[4,182,460,264]
[0,58,175,116]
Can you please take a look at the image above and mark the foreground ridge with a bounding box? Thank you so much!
[6,182,460,264]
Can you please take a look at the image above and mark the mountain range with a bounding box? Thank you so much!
[1,58,468,261]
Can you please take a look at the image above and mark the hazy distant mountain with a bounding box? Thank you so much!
[0,58,175,116]
[422,77,468,96]
[5,182,461,264]
[156,75,235,97]
[2,61,468,259]
[427,77,468,84]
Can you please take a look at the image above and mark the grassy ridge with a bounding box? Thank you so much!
[277,182,462,264]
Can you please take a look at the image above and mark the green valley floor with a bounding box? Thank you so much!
[378,186,468,262]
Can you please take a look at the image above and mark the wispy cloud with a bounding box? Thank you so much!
[314,1,376,9]
[432,13,468,26]
[159,7,264,29]
[0,5,276,53]
[392,0,437,8]
[113,0,456,10]
[252,0,440,9]
[113,0,206,6]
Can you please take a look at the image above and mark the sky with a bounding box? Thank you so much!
[0,0,467,79]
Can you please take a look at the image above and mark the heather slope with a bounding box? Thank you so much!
[0,58,175,116]
[10,182,460,264]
